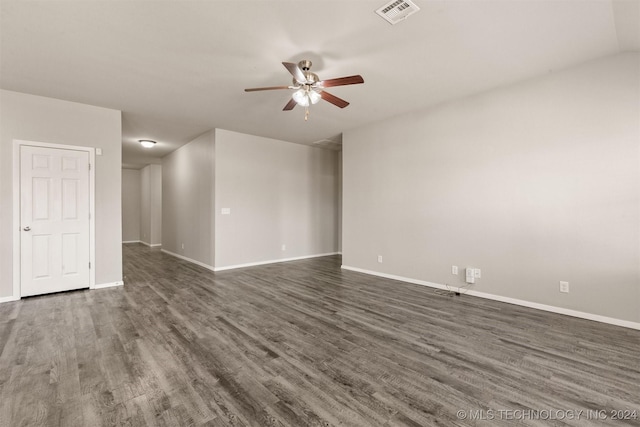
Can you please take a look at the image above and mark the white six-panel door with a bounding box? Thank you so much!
[20,145,90,297]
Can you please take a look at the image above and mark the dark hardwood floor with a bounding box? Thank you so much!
[1,244,639,426]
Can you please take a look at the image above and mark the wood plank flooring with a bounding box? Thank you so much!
[1,243,639,426]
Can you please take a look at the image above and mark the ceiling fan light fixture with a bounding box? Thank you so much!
[139,139,156,148]
[308,90,321,105]
[292,89,310,107]
[292,88,321,107]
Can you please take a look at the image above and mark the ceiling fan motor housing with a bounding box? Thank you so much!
[298,60,313,71]
[292,72,319,86]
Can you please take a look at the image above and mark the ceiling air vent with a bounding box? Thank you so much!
[375,0,420,25]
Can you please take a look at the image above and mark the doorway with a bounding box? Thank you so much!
[13,141,95,297]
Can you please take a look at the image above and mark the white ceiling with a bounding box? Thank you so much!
[1,0,638,169]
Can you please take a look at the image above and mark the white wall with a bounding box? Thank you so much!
[141,166,150,244]
[162,130,215,266]
[149,164,162,246]
[214,129,339,268]
[140,164,162,246]
[0,90,123,297]
[162,128,339,270]
[343,53,640,324]
[122,168,141,242]
[338,150,343,253]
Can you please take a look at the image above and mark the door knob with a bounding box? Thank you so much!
[23,226,31,231]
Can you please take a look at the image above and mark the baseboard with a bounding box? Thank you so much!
[214,252,340,272]
[162,250,339,272]
[92,281,124,290]
[140,241,162,248]
[161,249,216,272]
[122,240,141,244]
[341,265,640,331]
[0,281,124,302]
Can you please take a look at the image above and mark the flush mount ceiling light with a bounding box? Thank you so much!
[139,139,156,148]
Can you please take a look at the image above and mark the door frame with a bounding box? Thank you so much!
[12,139,96,299]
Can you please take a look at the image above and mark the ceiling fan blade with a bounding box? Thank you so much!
[244,85,292,92]
[283,98,297,111]
[318,75,364,88]
[283,62,307,84]
[320,91,350,108]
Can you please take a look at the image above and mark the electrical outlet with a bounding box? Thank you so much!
[559,281,569,293]
[465,268,475,284]
[181,243,185,250]
[377,255,383,263]
[452,265,458,275]
[281,244,286,251]
[474,268,481,278]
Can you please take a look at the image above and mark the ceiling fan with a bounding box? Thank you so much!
[244,60,364,120]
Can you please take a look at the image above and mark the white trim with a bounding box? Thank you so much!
[93,281,124,289]
[88,148,96,289]
[122,240,141,244]
[12,143,19,299]
[214,252,340,272]
[341,265,640,331]
[0,296,20,304]
[12,140,96,297]
[140,241,162,247]
[161,249,216,271]
[161,250,340,273]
